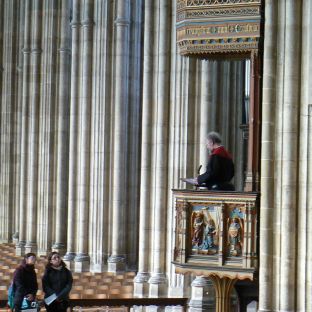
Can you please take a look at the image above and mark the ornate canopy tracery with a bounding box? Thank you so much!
[176,0,262,56]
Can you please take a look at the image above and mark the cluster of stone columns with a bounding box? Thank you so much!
[1,0,247,300]
[0,0,142,273]
[259,0,312,311]
[133,0,246,298]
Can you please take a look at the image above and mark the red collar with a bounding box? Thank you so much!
[211,146,232,159]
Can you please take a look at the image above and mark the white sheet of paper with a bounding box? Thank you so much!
[44,293,57,306]
[180,177,198,185]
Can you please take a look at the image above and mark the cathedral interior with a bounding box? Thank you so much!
[0,1,311,311]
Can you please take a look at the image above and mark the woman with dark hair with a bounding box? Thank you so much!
[42,252,73,312]
[13,252,38,311]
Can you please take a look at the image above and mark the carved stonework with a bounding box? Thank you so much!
[174,199,188,262]
[176,0,262,56]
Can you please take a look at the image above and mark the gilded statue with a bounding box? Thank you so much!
[191,212,205,247]
[202,218,216,250]
[227,217,243,256]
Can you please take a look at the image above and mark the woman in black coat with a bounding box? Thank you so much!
[42,252,73,312]
[13,252,38,312]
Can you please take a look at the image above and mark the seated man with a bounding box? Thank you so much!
[196,132,235,191]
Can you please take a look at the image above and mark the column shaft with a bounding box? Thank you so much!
[305,106,312,312]
[148,0,170,295]
[64,0,80,264]
[220,62,230,144]
[298,1,312,310]
[259,1,276,310]
[199,60,211,168]
[183,58,196,177]
[125,0,142,270]
[13,0,25,241]
[25,0,41,251]
[134,0,153,292]
[88,0,113,272]
[16,0,31,254]
[272,1,286,308]
[209,62,218,130]
[0,0,17,242]
[280,1,301,310]
[36,0,57,255]
[108,0,130,271]
[53,0,71,254]
[74,0,94,271]
[244,53,261,192]
[234,61,245,191]
[0,0,3,81]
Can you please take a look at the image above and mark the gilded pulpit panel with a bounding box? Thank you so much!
[172,189,258,280]
[191,205,219,255]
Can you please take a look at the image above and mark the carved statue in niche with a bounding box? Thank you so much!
[202,217,216,250]
[191,211,205,247]
[227,216,243,256]
[191,207,219,254]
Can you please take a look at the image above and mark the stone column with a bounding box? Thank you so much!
[258,1,276,310]
[300,1,312,310]
[198,60,211,168]
[167,43,191,296]
[148,0,170,296]
[220,62,230,144]
[235,61,245,191]
[16,0,31,256]
[271,1,285,307]
[0,0,3,85]
[13,0,25,243]
[36,0,57,256]
[64,0,80,267]
[279,1,301,311]
[177,57,196,180]
[228,62,238,184]
[189,276,215,312]
[0,0,18,243]
[134,0,153,295]
[229,61,244,158]
[25,0,42,254]
[52,0,71,256]
[244,52,261,192]
[125,0,142,271]
[88,0,113,273]
[107,0,130,272]
[0,0,3,242]
[211,62,218,132]
[74,0,94,272]
[306,106,312,312]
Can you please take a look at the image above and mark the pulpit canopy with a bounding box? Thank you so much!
[176,0,263,56]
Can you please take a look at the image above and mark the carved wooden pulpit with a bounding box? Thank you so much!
[172,189,259,311]
[175,1,263,310]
